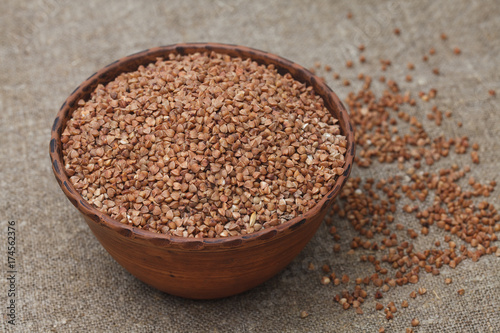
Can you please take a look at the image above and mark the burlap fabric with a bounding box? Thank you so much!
[1,0,499,332]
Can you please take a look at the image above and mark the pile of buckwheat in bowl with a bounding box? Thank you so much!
[51,43,355,299]
[61,50,348,239]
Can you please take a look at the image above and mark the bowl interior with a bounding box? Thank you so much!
[49,43,355,248]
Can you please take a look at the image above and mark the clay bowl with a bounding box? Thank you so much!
[49,43,355,299]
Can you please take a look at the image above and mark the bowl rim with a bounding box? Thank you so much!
[49,42,355,249]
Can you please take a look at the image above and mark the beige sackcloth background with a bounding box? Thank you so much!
[1,0,499,332]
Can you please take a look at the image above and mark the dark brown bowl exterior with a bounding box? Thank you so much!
[49,43,355,299]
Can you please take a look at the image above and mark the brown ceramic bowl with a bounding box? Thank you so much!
[49,43,355,299]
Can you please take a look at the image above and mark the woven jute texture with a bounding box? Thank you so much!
[1,0,499,332]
